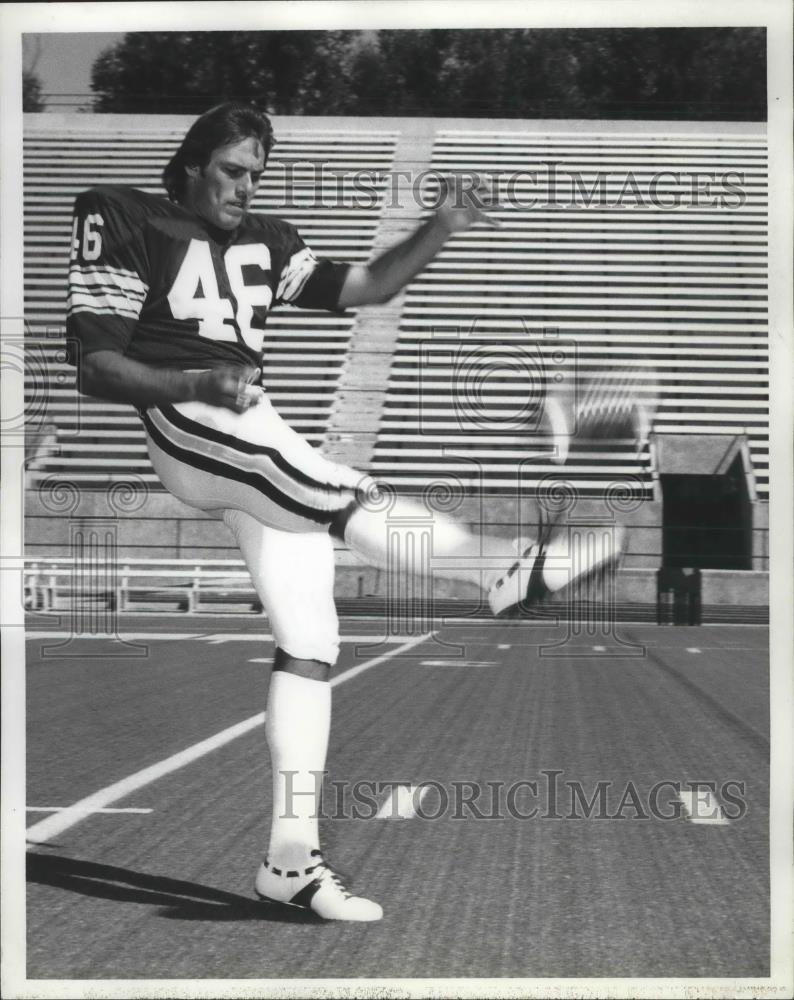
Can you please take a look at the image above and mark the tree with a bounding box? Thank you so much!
[23,35,45,112]
[23,70,45,112]
[89,29,766,121]
[91,31,360,114]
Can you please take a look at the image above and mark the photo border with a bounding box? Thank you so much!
[2,2,792,998]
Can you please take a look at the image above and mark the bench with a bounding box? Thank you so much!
[24,559,261,614]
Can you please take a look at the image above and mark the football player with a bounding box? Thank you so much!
[68,103,623,921]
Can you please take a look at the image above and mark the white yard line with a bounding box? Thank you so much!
[330,634,430,688]
[376,784,430,819]
[677,789,731,826]
[420,659,498,667]
[26,807,153,815]
[26,632,207,641]
[26,631,432,845]
[27,632,415,644]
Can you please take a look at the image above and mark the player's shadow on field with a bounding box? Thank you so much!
[26,851,322,924]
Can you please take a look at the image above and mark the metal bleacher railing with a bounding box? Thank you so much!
[23,117,398,485]
[369,126,769,497]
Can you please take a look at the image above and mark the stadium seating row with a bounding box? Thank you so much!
[22,117,769,500]
[371,127,769,495]
[23,120,398,481]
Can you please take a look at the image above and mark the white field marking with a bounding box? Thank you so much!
[641,644,764,654]
[677,789,731,826]
[25,631,433,845]
[537,644,631,653]
[497,644,511,650]
[435,618,769,630]
[26,632,206,641]
[700,623,767,628]
[27,632,410,649]
[376,784,429,819]
[247,635,419,662]
[420,659,498,667]
[26,806,152,815]
[330,633,432,688]
[207,634,411,645]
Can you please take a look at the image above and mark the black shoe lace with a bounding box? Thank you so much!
[310,850,352,899]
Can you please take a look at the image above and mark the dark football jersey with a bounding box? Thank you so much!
[66,185,350,371]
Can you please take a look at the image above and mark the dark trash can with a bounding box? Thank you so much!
[656,567,702,625]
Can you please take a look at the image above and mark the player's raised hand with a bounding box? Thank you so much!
[435,174,503,234]
[194,366,261,413]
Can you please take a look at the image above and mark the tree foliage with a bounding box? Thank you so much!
[90,28,766,120]
[23,69,45,112]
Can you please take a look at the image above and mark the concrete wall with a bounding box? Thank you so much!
[25,489,769,604]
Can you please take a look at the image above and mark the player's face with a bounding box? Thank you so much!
[186,136,266,230]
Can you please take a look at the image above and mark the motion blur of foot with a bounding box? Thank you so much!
[488,522,627,616]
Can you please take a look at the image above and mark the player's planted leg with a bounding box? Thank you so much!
[254,654,382,922]
[222,511,382,921]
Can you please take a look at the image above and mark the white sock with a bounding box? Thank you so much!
[343,496,523,591]
[265,670,331,871]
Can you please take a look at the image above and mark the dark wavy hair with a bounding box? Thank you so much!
[162,102,276,202]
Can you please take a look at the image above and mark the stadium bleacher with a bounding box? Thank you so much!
[23,117,398,483]
[371,126,769,496]
[21,115,769,611]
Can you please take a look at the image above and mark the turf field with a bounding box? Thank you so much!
[24,614,769,981]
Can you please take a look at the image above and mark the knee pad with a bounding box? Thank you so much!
[273,647,331,682]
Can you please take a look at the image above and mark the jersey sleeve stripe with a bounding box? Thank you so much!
[276,247,319,303]
[69,266,148,298]
[71,263,145,281]
[68,278,147,305]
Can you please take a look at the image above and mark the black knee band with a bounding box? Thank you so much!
[328,499,359,541]
[273,647,331,681]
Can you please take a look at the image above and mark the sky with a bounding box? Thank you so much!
[23,32,124,110]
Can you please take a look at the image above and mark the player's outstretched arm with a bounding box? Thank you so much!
[338,176,501,308]
[78,350,260,413]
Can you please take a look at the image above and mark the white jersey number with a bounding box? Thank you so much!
[167,239,273,352]
[70,214,105,262]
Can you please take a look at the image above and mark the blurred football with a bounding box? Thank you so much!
[575,368,658,442]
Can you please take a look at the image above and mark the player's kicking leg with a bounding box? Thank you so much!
[331,369,654,614]
[146,387,626,619]
[332,492,626,617]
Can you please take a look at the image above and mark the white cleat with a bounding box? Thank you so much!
[254,850,383,922]
[488,523,627,616]
[488,539,548,616]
